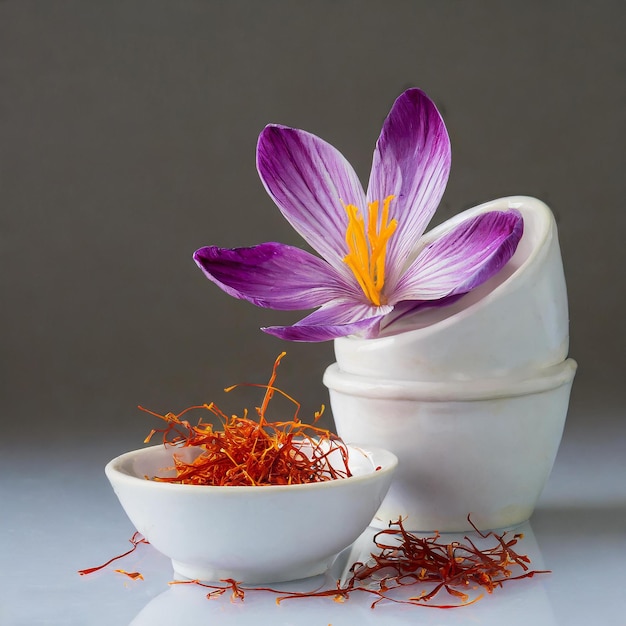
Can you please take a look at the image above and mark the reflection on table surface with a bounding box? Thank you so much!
[129,522,557,626]
[3,422,625,625]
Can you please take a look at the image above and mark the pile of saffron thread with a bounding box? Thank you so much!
[80,353,548,606]
[174,517,548,609]
[140,352,352,486]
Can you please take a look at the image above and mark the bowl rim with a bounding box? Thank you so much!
[324,358,577,401]
[105,442,398,494]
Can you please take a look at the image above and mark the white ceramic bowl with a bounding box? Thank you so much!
[105,443,397,584]
[324,358,577,532]
[334,196,569,381]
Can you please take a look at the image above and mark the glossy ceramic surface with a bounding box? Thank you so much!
[105,443,397,584]
[325,359,577,531]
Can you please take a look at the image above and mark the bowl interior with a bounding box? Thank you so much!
[108,441,395,488]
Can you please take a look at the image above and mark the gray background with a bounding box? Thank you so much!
[1,0,624,453]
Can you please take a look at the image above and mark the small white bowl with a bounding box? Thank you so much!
[324,358,577,532]
[334,196,569,381]
[105,443,397,584]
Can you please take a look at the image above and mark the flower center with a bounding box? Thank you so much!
[343,195,398,307]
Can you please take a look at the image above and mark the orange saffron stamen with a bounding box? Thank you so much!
[343,195,397,306]
[115,569,144,581]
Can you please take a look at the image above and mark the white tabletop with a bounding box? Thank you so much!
[2,409,624,626]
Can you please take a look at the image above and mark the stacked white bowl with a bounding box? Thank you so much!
[324,196,577,532]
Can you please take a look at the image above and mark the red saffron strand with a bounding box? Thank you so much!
[170,518,548,609]
[78,532,148,576]
[80,523,546,608]
[139,353,352,487]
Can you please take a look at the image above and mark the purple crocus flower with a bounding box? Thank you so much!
[194,89,523,342]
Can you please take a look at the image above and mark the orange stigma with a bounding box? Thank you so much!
[343,195,397,306]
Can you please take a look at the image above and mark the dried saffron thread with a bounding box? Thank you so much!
[171,517,548,609]
[278,517,549,608]
[115,569,144,580]
[78,532,148,576]
[170,578,247,602]
[140,353,352,487]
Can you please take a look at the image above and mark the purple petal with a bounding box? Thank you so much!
[393,210,523,301]
[193,243,353,310]
[380,294,466,329]
[262,301,392,342]
[257,125,366,278]
[367,89,451,287]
